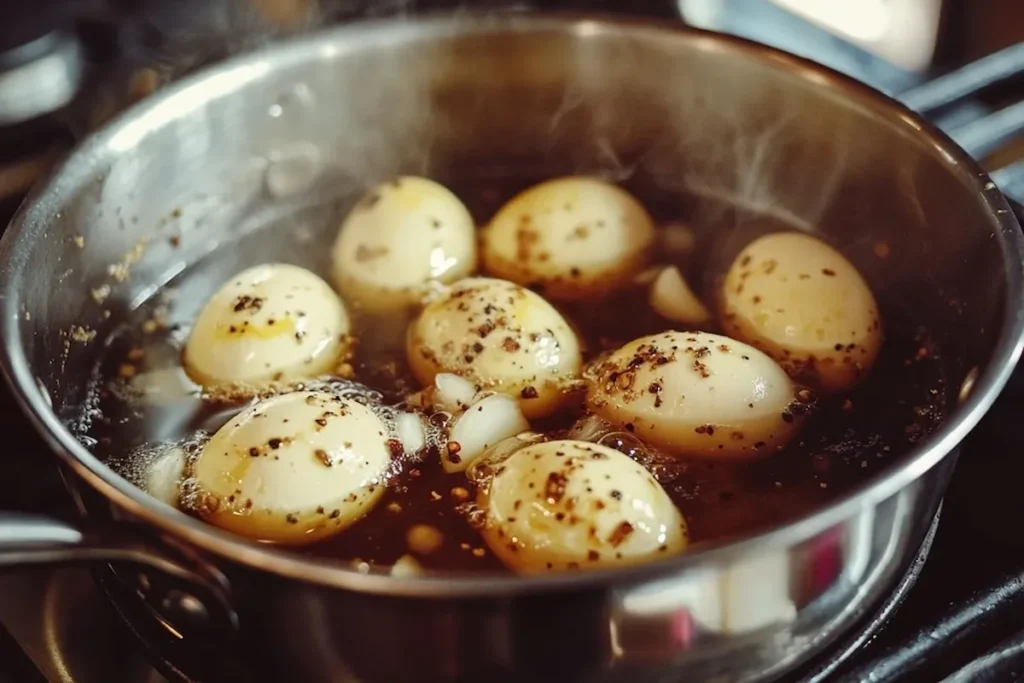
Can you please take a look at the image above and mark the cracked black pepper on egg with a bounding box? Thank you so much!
[86,174,946,576]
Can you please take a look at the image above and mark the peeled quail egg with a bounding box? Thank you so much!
[481,176,656,301]
[586,331,808,459]
[331,176,476,312]
[720,231,883,393]
[406,277,582,419]
[183,264,351,390]
[478,439,687,573]
[188,390,391,544]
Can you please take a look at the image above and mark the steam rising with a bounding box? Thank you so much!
[99,8,868,285]
[76,12,890,485]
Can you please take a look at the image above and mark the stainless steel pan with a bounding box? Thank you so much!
[1,13,1023,683]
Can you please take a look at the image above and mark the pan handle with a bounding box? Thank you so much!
[0,510,239,637]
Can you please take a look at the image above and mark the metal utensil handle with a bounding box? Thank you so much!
[0,511,239,636]
[898,43,1024,199]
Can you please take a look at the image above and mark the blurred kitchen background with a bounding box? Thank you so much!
[4,0,1024,220]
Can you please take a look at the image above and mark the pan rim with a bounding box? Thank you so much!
[1,10,1022,598]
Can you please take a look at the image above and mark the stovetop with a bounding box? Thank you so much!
[5,1,1024,682]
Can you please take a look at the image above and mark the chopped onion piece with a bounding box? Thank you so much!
[649,265,710,326]
[442,394,530,474]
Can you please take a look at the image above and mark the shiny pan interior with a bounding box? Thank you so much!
[1,13,1022,594]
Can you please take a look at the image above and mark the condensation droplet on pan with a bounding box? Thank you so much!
[264,142,322,199]
[958,366,979,405]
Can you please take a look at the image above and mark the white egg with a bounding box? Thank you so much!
[586,331,809,459]
[187,390,392,544]
[331,176,476,313]
[720,231,883,393]
[406,277,583,419]
[478,439,687,573]
[481,176,656,301]
[183,264,352,391]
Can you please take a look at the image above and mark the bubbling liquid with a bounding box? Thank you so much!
[86,176,947,575]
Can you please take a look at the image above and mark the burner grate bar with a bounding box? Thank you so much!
[939,627,1024,683]
[990,163,1024,201]
[841,572,1024,682]
[901,43,1024,115]
[897,43,1024,202]
[944,99,1024,160]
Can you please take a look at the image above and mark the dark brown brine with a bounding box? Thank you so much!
[84,177,948,574]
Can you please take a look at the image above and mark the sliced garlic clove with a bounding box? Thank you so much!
[649,266,710,326]
[442,393,530,474]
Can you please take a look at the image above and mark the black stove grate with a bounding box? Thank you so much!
[841,573,1024,682]
[0,622,48,683]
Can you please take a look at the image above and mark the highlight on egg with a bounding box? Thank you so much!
[481,176,656,301]
[476,439,687,573]
[331,176,477,313]
[183,263,353,392]
[184,390,393,545]
[406,277,583,419]
[719,231,883,394]
[585,331,810,459]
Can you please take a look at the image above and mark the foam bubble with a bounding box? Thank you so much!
[567,413,687,484]
[111,431,210,509]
